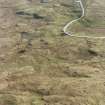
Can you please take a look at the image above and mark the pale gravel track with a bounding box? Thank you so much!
[63,0,105,39]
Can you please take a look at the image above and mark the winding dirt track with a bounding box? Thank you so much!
[63,0,105,39]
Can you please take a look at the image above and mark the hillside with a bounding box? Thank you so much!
[0,0,105,105]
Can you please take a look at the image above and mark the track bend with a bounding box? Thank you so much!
[63,0,105,39]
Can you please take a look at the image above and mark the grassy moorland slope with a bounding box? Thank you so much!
[0,0,105,105]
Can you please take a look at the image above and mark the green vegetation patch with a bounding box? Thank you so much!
[0,95,17,105]
[79,18,95,27]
